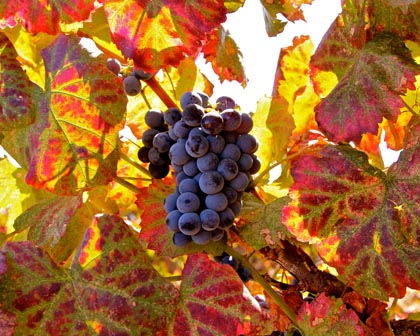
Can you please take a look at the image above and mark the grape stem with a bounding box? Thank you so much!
[114,176,142,194]
[223,245,299,328]
[119,151,151,176]
[145,76,178,108]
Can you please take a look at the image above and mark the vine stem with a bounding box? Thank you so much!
[114,176,142,194]
[145,76,178,108]
[119,151,151,177]
[223,245,299,327]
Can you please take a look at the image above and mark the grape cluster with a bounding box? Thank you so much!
[162,91,261,246]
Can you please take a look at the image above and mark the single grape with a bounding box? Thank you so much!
[223,186,238,204]
[205,192,228,212]
[141,128,160,148]
[180,91,203,110]
[145,109,165,129]
[178,178,199,194]
[183,159,199,177]
[148,146,169,165]
[123,75,141,96]
[175,171,189,185]
[183,104,205,127]
[237,266,252,282]
[220,143,241,161]
[137,146,150,163]
[219,207,235,229]
[249,154,262,175]
[236,134,259,154]
[169,142,190,165]
[197,152,219,172]
[210,228,225,241]
[106,58,121,75]
[188,127,206,138]
[178,212,201,235]
[221,109,242,131]
[235,113,253,134]
[222,131,238,144]
[221,255,239,270]
[153,132,172,153]
[149,163,169,179]
[133,68,153,81]
[237,153,253,171]
[168,126,178,141]
[173,120,191,139]
[193,172,202,184]
[217,158,239,181]
[164,107,183,126]
[207,134,225,154]
[201,112,224,135]
[191,230,212,245]
[196,91,210,107]
[171,162,183,173]
[216,96,235,112]
[173,232,192,247]
[164,192,179,213]
[185,134,209,158]
[200,209,220,231]
[176,192,201,213]
[229,200,242,216]
[198,171,224,195]
[229,171,250,192]
[166,210,182,232]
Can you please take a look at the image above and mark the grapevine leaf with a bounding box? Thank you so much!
[136,179,225,257]
[104,0,227,72]
[25,34,126,194]
[224,0,245,13]
[297,293,369,335]
[201,26,246,85]
[0,309,16,336]
[0,214,179,335]
[0,33,35,130]
[279,0,314,22]
[238,193,292,250]
[283,142,420,299]
[13,193,83,254]
[316,32,420,143]
[0,0,95,34]
[259,1,287,37]
[172,253,272,336]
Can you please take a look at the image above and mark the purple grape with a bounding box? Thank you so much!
[106,58,121,75]
[166,210,182,232]
[221,255,239,270]
[229,172,250,192]
[200,209,220,231]
[222,131,238,144]
[178,212,201,235]
[217,158,239,181]
[149,163,169,179]
[221,109,241,131]
[229,200,242,216]
[164,107,182,126]
[249,154,262,175]
[178,178,199,194]
[180,91,202,110]
[197,152,219,172]
[219,207,235,229]
[223,186,238,204]
[183,159,199,177]
[153,132,172,153]
[199,171,224,195]
[236,134,259,154]
[141,128,160,148]
[164,192,179,213]
[134,68,153,81]
[211,228,225,241]
[207,135,225,154]
[169,142,190,165]
[196,91,210,107]
[216,96,235,112]
[176,192,201,213]
[220,144,241,161]
[173,120,191,139]
[148,147,168,165]
[192,230,212,245]
[183,104,205,127]
[173,232,192,247]
[145,109,164,129]
[235,113,253,134]
[205,193,228,212]
[137,146,150,163]
[201,112,224,135]
[237,153,253,171]
[185,134,209,158]
[123,75,141,96]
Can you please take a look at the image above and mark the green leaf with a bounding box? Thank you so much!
[239,193,292,250]
[25,34,126,194]
[316,32,420,143]
[297,293,369,335]
[0,214,179,335]
[260,1,287,37]
[172,253,273,335]
[0,33,36,131]
[202,26,246,86]
[283,142,420,300]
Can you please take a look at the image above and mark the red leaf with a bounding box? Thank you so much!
[0,0,96,34]
[172,253,272,335]
[136,178,225,257]
[283,143,420,300]
[0,309,16,336]
[315,32,420,143]
[297,293,368,335]
[0,215,179,335]
[104,0,227,72]
[202,26,246,85]
[0,33,35,130]
[25,34,126,194]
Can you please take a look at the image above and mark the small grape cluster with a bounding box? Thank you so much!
[161,91,261,247]
[216,253,252,283]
